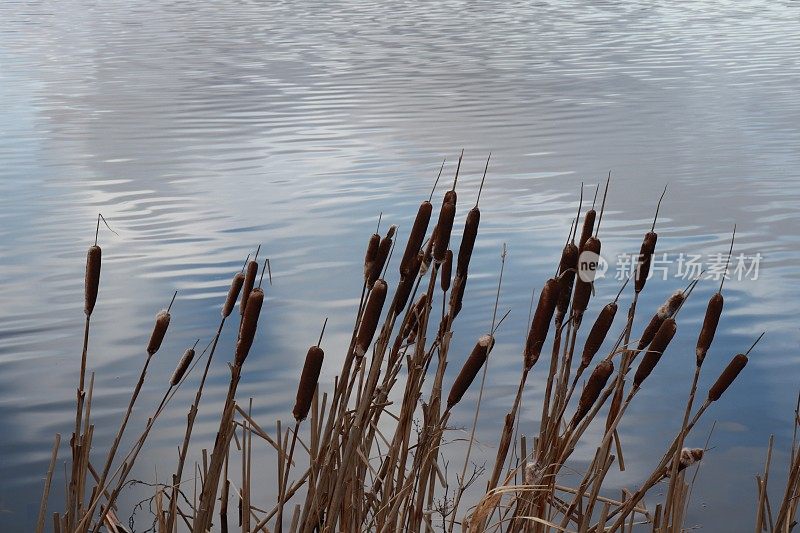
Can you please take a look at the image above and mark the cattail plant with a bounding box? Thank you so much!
[147,309,171,356]
[355,279,388,357]
[393,250,422,313]
[447,334,495,409]
[441,249,453,292]
[578,184,599,251]
[85,245,101,316]
[697,226,736,366]
[222,256,248,318]
[241,245,260,316]
[633,317,677,388]
[399,160,443,277]
[170,344,196,386]
[293,345,325,422]
[571,359,615,427]
[708,353,749,402]
[634,186,667,294]
[368,225,396,286]
[236,287,264,366]
[433,152,462,263]
[364,231,381,282]
[524,278,559,370]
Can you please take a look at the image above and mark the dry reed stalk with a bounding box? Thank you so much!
[441,249,453,292]
[355,279,388,357]
[524,278,560,370]
[36,433,61,533]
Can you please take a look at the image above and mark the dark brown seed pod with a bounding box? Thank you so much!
[635,231,658,294]
[433,201,456,263]
[556,242,579,317]
[393,250,423,313]
[147,310,171,356]
[85,245,102,316]
[235,288,264,366]
[400,201,432,277]
[456,206,480,278]
[573,359,614,426]
[573,236,602,314]
[524,278,560,370]
[708,353,747,401]
[368,227,395,286]
[355,279,388,357]
[447,334,494,409]
[444,189,457,205]
[450,274,468,317]
[578,209,596,251]
[240,260,259,316]
[581,302,618,369]
[633,318,676,388]
[170,347,196,386]
[696,292,724,366]
[364,233,380,281]
[441,250,453,292]
[293,346,324,421]
[222,272,245,318]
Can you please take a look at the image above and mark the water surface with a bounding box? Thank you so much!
[1,1,799,530]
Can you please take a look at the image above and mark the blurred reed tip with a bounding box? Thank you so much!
[222,271,246,318]
[400,201,432,277]
[665,448,704,477]
[633,317,677,388]
[447,334,494,409]
[573,236,602,314]
[572,359,614,426]
[524,278,560,370]
[84,245,101,316]
[696,292,724,366]
[456,206,481,279]
[581,301,618,369]
[235,287,264,366]
[441,250,453,292]
[355,279,388,357]
[433,201,456,263]
[293,346,324,421]
[240,257,259,316]
[708,353,748,401]
[368,226,396,286]
[170,345,196,386]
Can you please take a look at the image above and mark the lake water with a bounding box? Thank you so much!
[1,1,799,530]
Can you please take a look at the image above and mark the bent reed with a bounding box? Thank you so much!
[39,158,790,533]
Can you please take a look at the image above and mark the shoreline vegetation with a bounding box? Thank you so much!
[37,154,797,532]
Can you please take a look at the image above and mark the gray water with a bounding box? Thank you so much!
[1,1,799,530]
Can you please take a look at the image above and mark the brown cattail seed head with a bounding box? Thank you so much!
[444,189,457,205]
[581,302,617,368]
[403,293,429,340]
[222,272,245,318]
[635,231,658,293]
[441,250,453,292]
[364,233,380,280]
[393,250,422,313]
[447,334,494,409]
[556,242,579,317]
[638,291,683,351]
[240,260,259,316]
[368,228,395,286]
[456,206,480,278]
[450,274,468,317]
[235,288,264,366]
[708,353,748,401]
[433,201,456,263]
[85,245,102,316]
[573,359,614,426]
[579,209,596,251]
[170,347,196,386]
[524,278,560,369]
[293,346,324,421]
[147,310,171,356]
[400,201,432,277]
[696,292,724,366]
[573,236,602,314]
[356,279,388,357]
[633,317,676,387]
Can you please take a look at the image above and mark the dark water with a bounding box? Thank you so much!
[1,1,799,530]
